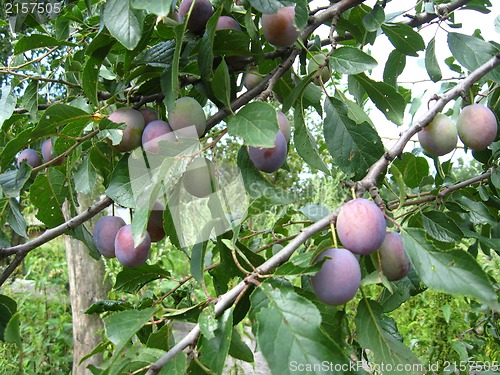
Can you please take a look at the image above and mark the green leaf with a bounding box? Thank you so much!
[0,295,17,341]
[32,104,91,138]
[4,312,21,349]
[403,228,500,311]
[329,46,378,74]
[157,352,187,374]
[199,305,218,340]
[109,347,166,375]
[421,211,464,243]
[251,284,348,374]
[381,23,425,57]
[0,85,16,129]
[198,309,233,375]
[425,37,442,82]
[75,155,97,195]
[453,196,497,225]
[198,9,221,79]
[114,263,171,294]
[324,97,384,180]
[135,41,175,67]
[391,153,429,189]
[71,222,102,260]
[227,102,279,147]
[282,73,317,113]
[13,34,75,55]
[21,80,39,122]
[85,300,134,314]
[83,56,103,107]
[229,329,254,363]
[335,90,374,126]
[211,60,232,109]
[0,168,31,198]
[161,25,183,113]
[131,204,150,248]
[103,0,144,50]
[363,4,385,32]
[104,308,158,355]
[105,154,136,208]
[383,49,406,87]
[213,29,251,57]
[132,0,174,16]
[293,106,330,174]
[273,252,323,276]
[30,169,68,228]
[146,325,172,351]
[191,239,209,285]
[356,299,423,373]
[462,229,500,254]
[8,198,27,238]
[354,73,405,125]
[448,32,500,82]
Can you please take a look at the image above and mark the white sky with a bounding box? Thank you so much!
[312,0,499,159]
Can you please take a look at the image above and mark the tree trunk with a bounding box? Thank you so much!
[64,195,110,374]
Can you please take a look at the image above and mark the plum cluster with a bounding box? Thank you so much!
[418,104,498,156]
[17,137,65,174]
[311,198,411,306]
[108,97,206,153]
[176,0,302,49]
[93,202,165,268]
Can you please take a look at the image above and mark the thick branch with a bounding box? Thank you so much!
[0,196,113,285]
[359,53,500,191]
[388,168,495,210]
[405,0,471,28]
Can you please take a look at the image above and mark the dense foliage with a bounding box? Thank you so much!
[0,0,499,374]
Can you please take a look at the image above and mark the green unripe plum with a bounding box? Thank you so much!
[418,113,457,156]
[243,67,263,90]
[456,103,498,150]
[168,97,206,137]
[377,232,411,281]
[262,6,299,48]
[336,198,386,255]
[311,248,361,306]
[93,216,126,258]
[115,224,151,268]
[307,54,331,86]
[277,110,291,142]
[182,157,216,198]
[17,148,42,169]
[178,0,214,34]
[139,108,159,125]
[108,107,146,152]
[147,201,166,243]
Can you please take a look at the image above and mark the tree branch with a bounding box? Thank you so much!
[387,167,495,210]
[358,53,500,192]
[0,196,113,286]
[146,210,336,375]
[404,0,471,28]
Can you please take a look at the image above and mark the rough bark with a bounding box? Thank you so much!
[64,195,110,374]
